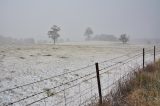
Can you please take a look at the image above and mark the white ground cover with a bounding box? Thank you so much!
[0,41,159,106]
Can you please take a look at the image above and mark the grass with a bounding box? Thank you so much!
[43,88,55,97]
[91,60,160,106]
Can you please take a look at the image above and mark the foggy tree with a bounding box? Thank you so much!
[48,25,60,45]
[84,27,93,41]
[119,34,129,44]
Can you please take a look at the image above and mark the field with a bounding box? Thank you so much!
[0,41,159,106]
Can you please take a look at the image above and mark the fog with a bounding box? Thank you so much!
[1,1,160,105]
[0,0,160,42]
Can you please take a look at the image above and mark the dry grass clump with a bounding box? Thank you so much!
[91,60,160,106]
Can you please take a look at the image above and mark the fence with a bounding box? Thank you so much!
[0,46,160,106]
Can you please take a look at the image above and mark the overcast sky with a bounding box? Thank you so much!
[0,0,160,41]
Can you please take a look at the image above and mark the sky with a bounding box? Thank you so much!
[0,0,160,41]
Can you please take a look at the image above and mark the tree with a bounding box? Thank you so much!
[84,27,93,41]
[119,34,129,44]
[48,25,60,45]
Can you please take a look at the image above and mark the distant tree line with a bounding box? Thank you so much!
[83,27,129,44]
[0,35,35,44]
[47,25,130,44]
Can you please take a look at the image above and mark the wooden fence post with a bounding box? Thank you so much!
[143,48,145,70]
[63,88,66,106]
[154,46,156,63]
[95,63,102,104]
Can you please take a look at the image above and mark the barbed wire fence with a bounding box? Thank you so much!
[0,46,160,106]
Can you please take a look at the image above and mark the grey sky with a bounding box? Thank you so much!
[0,0,160,41]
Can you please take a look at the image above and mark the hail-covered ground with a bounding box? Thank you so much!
[0,41,159,106]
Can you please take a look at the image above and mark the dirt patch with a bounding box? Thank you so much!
[59,56,68,59]
[52,47,58,50]
[43,54,52,56]
[19,57,25,59]
[17,48,21,50]
[29,55,34,57]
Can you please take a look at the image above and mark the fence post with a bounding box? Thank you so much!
[95,63,102,104]
[154,46,156,63]
[79,83,81,105]
[63,89,66,106]
[143,48,145,70]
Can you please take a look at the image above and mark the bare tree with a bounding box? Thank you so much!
[119,34,129,44]
[48,25,60,45]
[84,27,93,41]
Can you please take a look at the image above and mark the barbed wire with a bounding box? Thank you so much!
[4,49,154,106]
[100,55,143,76]
[99,52,143,71]
[79,93,99,106]
[99,48,147,64]
[57,55,146,106]
[64,84,98,106]
[51,84,97,106]
[5,72,97,106]
[1,48,160,106]
[0,49,146,94]
[25,75,97,106]
[101,69,136,92]
[0,65,95,93]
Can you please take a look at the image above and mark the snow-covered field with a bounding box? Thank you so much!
[0,41,159,106]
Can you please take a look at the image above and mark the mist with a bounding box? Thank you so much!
[1,1,160,106]
[0,0,160,42]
